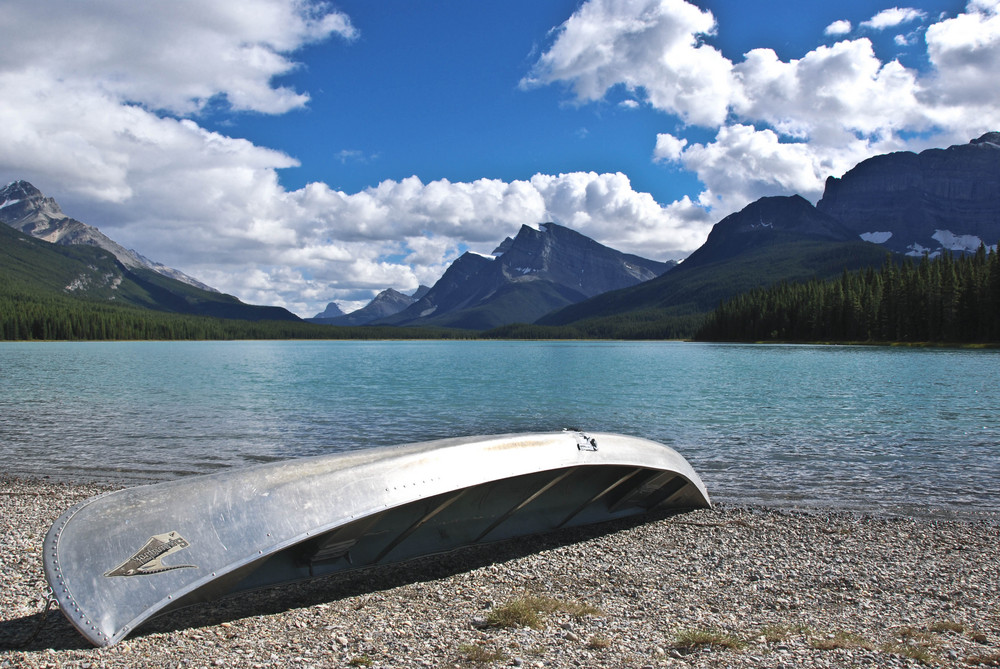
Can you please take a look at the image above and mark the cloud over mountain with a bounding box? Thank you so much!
[2,0,999,316]
[535,0,1000,215]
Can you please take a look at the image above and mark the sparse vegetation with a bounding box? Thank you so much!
[809,630,875,651]
[671,627,745,651]
[587,634,611,650]
[900,626,934,640]
[347,655,373,667]
[758,623,813,642]
[457,643,507,664]
[485,594,602,630]
[964,651,1000,666]
[930,620,966,634]
[486,597,544,629]
[882,641,936,665]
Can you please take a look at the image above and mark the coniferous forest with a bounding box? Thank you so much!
[0,280,462,341]
[695,245,1000,344]
[6,246,1000,343]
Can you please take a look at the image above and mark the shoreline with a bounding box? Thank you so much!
[6,467,997,526]
[2,475,999,668]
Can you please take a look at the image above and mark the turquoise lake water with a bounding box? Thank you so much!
[1,340,997,518]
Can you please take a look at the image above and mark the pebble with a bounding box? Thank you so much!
[2,475,999,668]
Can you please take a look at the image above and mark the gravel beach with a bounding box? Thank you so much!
[2,474,998,669]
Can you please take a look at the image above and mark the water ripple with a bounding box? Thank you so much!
[1,341,998,518]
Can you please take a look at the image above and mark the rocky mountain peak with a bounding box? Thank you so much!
[970,131,1000,147]
[371,287,411,306]
[310,285,432,325]
[313,302,344,319]
[494,222,672,289]
[1,180,70,239]
[2,179,44,201]
[377,221,674,329]
[1,180,216,292]
[817,133,1000,257]
[680,195,854,269]
[491,236,515,256]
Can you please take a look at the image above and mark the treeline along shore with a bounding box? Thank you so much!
[696,246,1000,344]
[0,286,467,341]
[2,474,998,668]
[5,247,1000,344]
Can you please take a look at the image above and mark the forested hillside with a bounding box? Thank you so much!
[0,280,462,341]
[695,246,1000,344]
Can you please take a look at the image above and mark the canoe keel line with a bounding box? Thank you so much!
[44,431,711,646]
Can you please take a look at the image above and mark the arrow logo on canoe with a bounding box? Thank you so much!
[105,531,196,577]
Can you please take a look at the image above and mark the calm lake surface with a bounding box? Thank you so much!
[1,341,997,518]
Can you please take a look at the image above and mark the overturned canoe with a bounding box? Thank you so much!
[44,431,710,647]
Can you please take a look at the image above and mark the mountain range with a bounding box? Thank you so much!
[538,133,1000,334]
[1,181,215,291]
[816,131,1000,257]
[375,222,675,330]
[4,132,998,337]
[1,181,299,322]
[310,286,430,326]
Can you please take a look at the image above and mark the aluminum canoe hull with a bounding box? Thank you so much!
[43,431,710,646]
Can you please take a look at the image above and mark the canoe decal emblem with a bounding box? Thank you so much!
[105,531,196,577]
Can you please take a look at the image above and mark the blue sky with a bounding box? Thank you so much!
[205,0,962,205]
[1,0,995,315]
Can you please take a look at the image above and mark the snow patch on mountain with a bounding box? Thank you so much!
[860,231,893,244]
[906,243,941,258]
[932,230,987,253]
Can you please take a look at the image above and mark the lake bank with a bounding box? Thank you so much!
[3,475,998,668]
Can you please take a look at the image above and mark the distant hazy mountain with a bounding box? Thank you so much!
[1,180,215,292]
[378,222,675,330]
[0,182,299,322]
[310,286,431,326]
[538,133,1000,336]
[312,302,345,319]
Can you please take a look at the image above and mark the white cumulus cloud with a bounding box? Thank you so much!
[653,133,689,162]
[520,0,736,127]
[924,0,1000,110]
[2,1,715,317]
[861,7,928,31]
[825,20,853,36]
[527,0,1000,231]
[180,172,711,316]
[5,0,1000,318]
[0,0,356,115]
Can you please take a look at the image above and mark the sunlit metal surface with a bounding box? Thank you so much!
[44,431,710,647]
